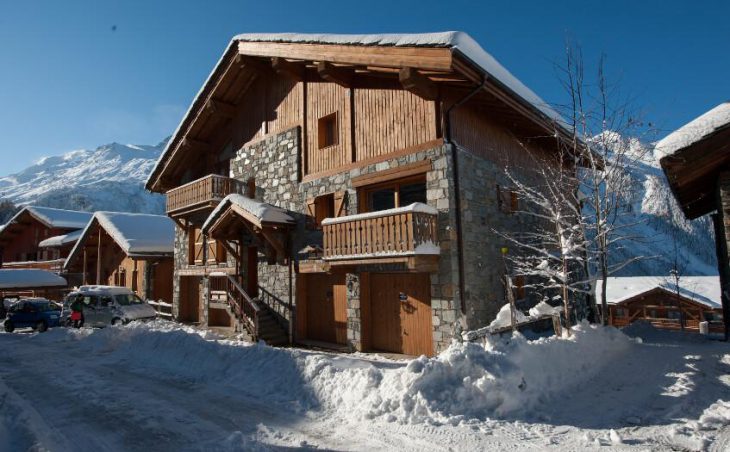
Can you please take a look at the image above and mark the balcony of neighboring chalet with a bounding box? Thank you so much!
[309,203,440,273]
[166,174,247,218]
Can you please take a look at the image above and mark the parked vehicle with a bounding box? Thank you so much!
[62,286,157,328]
[4,298,62,333]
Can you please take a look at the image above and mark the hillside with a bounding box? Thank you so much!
[0,141,167,214]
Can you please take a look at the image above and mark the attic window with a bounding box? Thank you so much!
[318,112,338,149]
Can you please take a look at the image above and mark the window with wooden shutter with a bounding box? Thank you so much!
[189,227,205,265]
[306,194,337,229]
[207,237,227,264]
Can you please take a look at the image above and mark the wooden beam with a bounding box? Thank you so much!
[316,62,353,87]
[180,137,211,153]
[96,227,102,285]
[205,98,237,119]
[271,57,305,80]
[233,54,272,75]
[399,67,438,101]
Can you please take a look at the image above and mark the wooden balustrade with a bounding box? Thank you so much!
[166,174,246,215]
[322,205,438,260]
[1,259,65,273]
[225,275,260,340]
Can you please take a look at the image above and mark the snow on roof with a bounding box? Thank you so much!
[0,269,67,289]
[655,102,730,158]
[38,229,83,248]
[93,212,175,255]
[235,32,564,125]
[148,31,567,189]
[595,276,721,309]
[4,206,92,231]
[203,194,295,232]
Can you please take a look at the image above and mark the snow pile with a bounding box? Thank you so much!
[488,303,530,330]
[655,102,730,158]
[54,320,632,426]
[693,400,730,431]
[528,301,562,318]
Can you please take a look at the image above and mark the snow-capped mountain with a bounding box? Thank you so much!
[599,135,716,276]
[0,141,167,214]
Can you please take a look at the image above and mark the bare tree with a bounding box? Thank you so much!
[557,45,654,325]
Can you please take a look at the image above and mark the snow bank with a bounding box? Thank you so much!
[42,320,633,426]
[694,400,730,431]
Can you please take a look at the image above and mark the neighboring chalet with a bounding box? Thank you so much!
[597,276,724,334]
[0,206,92,279]
[63,212,175,304]
[658,102,730,339]
[145,32,574,355]
[0,268,68,300]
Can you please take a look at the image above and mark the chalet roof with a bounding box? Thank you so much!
[595,276,721,310]
[4,206,92,231]
[656,102,730,158]
[38,229,84,248]
[0,269,67,289]
[146,31,571,192]
[658,102,730,219]
[202,194,295,232]
[64,212,175,272]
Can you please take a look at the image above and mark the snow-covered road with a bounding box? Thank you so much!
[1,321,728,451]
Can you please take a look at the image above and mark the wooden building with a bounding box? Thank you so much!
[658,102,730,339]
[145,32,575,355]
[598,276,724,334]
[0,206,91,278]
[63,212,175,304]
[0,268,68,301]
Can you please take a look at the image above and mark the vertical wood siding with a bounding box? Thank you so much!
[305,79,351,174]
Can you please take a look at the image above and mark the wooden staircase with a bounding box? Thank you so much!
[214,275,289,345]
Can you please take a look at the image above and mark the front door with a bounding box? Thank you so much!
[305,273,347,344]
[370,273,433,356]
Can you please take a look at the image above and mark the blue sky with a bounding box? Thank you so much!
[0,0,728,174]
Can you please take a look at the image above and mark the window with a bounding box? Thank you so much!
[667,310,681,320]
[318,112,338,149]
[306,192,346,229]
[497,184,519,214]
[360,176,427,213]
[615,308,626,317]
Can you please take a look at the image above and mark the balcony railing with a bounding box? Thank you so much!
[166,174,246,215]
[1,259,65,273]
[321,203,439,261]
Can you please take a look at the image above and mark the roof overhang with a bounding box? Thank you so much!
[660,126,730,219]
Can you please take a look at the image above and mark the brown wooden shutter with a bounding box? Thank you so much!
[306,197,317,229]
[334,191,346,217]
[193,228,205,265]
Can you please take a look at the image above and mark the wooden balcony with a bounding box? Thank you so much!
[166,174,246,216]
[321,203,439,269]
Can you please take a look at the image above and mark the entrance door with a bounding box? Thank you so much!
[370,273,433,356]
[305,273,347,344]
[178,276,201,323]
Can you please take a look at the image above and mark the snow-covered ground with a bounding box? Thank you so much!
[1,321,728,451]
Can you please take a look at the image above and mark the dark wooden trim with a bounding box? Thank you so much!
[351,159,432,188]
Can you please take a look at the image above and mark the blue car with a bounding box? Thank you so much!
[3,298,62,333]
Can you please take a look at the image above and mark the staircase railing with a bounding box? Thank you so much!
[225,275,260,340]
[257,285,290,330]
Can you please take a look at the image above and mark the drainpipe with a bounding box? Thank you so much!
[443,77,488,314]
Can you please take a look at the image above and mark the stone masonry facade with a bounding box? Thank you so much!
[169,124,553,354]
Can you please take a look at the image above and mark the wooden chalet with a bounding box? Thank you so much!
[63,212,174,307]
[0,206,91,279]
[598,276,724,334]
[0,268,68,301]
[658,102,730,339]
[145,32,574,355]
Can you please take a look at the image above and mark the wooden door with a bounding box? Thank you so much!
[305,273,347,344]
[370,273,433,356]
[178,276,200,323]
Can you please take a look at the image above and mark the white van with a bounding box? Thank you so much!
[65,285,158,327]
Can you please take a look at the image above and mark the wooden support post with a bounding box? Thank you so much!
[82,247,87,285]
